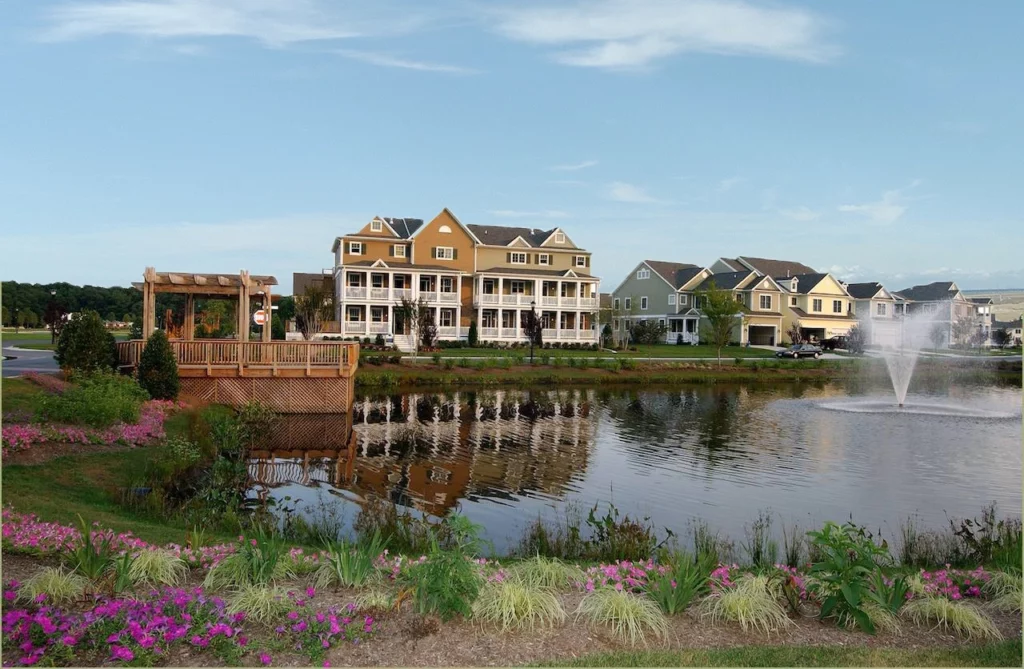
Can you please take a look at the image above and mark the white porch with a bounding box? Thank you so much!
[474,275,598,310]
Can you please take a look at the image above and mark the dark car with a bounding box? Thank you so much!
[818,336,848,351]
[776,344,823,359]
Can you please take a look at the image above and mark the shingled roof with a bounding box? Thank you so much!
[735,256,816,277]
[694,270,753,291]
[381,217,424,238]
[845,282,885,299]
[644,260,704,289]
[894,281,958,302]
[467,224,553,247]
[775,273,829,295]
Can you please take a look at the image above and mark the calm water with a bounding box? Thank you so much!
[248,379,1022,553]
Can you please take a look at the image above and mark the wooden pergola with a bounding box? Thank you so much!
[133,267,277,342]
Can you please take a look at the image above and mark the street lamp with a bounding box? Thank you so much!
[530,299,537,364]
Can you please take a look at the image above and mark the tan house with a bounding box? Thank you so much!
[330,210,599,348]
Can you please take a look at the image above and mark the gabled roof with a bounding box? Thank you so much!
[380,217,424,239]
[775,273,829,295]
[694,270,754,291]
[894,281,959,302]
[467,224,554,247]
[994,318,1023,329]
[644,260,703,290]
[970,297,993,305]
[845,282,887,300]
[292,272,334,296]
[735,256,816,278]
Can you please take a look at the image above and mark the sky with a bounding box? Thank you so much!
[1,0,1022,294]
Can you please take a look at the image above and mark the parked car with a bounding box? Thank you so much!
[818,336,848,351]
[776,344,823,359]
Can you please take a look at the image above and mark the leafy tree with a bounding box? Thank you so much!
[271,314,286,341]
[275,295,296,323]
[18,309,40,328]
[951,315,976,349]
[137,330,179,400]
[44,297,68,344]
[928,322,946,350]
[601,323,613,348]
[629,319,667,345]
[55,310,117,373]
[697,281,744,367]
[786,322,802,346]
[468,320,479,347]
[993,328,1010,347]
[0,305,8,327]
[128,320,143,340]
[522,309,543,352]
[610,295,640,348]
[846,326,865,355]
[395,296,435,357]
[295,285,333,341]
[418,303,438,350]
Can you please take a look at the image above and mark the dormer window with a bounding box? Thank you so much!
[370,220,382,232]
[555,231,565,243]
[636,268,650,280]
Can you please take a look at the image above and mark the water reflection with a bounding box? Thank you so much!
[247,381,1022,551]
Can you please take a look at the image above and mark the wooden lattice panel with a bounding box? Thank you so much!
[179,378,216,404]
[181,377,356,413]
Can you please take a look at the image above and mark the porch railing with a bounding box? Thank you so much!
[345,286,367,299]
[116,340,358,375]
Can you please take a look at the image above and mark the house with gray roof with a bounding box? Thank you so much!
[893,281,975,348]
[846,282,901,347]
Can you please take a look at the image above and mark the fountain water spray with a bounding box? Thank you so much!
[879,306,946,407]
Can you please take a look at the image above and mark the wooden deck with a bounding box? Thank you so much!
[117,340,359,413]
[117,340,358,378]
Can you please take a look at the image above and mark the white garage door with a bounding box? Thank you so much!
[872,323,900,348]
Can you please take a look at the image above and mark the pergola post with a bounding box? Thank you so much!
[261,292,272,342]
[184,295,196,341]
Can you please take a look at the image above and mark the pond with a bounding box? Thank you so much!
[247,378,1022,553]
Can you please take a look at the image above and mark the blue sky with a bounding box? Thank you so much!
[1,0,1022,294]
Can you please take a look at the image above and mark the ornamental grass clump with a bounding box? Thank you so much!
[355,588,395,612]
[473,580,566,631]
[576,588,668,646]
[18,567,88,606]
[226,583,290,623]
[699,574,792,636]
[507,555,585,591]
[902,597,1002,640]
[983,570,1022,613]
[128,548,188,587]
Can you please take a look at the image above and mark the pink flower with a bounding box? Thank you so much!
[260,652,273,665]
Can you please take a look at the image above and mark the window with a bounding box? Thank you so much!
[679,294,688,306]
[348,242,363,255]
[370,307,387,323]
[625,298,632,310]
[641,296,648,310]
[613,319,620,330]
[371,274,385,288]
[637,268,650,280]
[394,275,407,289]
[760,294,772,310]
[435,246,454,260]
[812,298,822,312]
[613,298,620,310]
[510,252,527,264]
[555,231,565,243]
[440,277,454,293]
[347,274,362,286]
[439,225,452,233]
[419,276,433,292]
[346,307,361,322]
[659,319,665,328]
[393,245,406,258]
[370,220,382,232]
[668,294,676,305]
[575,255,587,267]
[876,303,886,316]
[833,300,843,314]
[791,296,798,306]
[440,310,454,327]
[482,311,497,328]
[736,294,744,303]
[510,281,525,294]
[538,253,551,265]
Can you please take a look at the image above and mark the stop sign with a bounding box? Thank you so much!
[252,310,268,326]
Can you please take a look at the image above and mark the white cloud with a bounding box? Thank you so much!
[490,0,839,70]
[606,181,664,204]
[838,180,923,225]
[39,0,425,46]
[716,176,742,193]
[779,206,822,222]
[335,49,478,74]
[487,209,570,219]
[547,160,598,171]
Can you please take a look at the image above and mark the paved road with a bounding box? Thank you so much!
[2,345,59,377]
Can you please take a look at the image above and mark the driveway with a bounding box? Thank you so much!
[2,345,59,377]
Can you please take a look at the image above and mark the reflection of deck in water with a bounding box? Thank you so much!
[247,390,596,516]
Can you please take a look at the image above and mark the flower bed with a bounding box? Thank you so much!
[1,400,185,457]
[919,566,991,600]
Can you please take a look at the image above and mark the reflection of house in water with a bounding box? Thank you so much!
[248,412,358,497]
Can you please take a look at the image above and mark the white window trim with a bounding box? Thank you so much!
[510,252,528,264]
[877,303,887,316]
[555,231,565,243]
[348,241,363,255]
[641,296,648,310]
[812,299,823,312]
[510,280,526,294]
[760,294,772,310]
[833,300,843,314]
[668,294,676,305]
[791,296,798,306]
[637,268,650,280]
[436,246,454,260]
[393,245,406,258]
[370,220,382,232]
[613,298,620,310]
[575,255,587,267]
[679,294,688,306]
[538,253,551,266]
[625,298,632,310]
[346,307,361,321]
[440,310,454,327]
[440,277,455,293]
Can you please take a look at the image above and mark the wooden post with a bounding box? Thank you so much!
[306,344,311,376]
[262,291,271,343]
[184,295,195,340]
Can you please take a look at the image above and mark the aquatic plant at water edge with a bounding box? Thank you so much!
[473,580,566,631]
[507,555,585,590]
[576,588,669,646]
[644,551,715,615]
[18,567,88,606]
[902,597,1002,640]
[699,573,792,636]
[742,509,778,569]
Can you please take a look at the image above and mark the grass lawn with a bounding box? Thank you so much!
[15,343,56,350]
[536,640,1023,667]
[424,345,775,359]
[1,329,130,344]
[1,377,47,416]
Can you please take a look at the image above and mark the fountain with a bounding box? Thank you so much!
[880,308,937,407]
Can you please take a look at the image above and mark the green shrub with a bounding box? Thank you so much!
[19,567,88,606]
[699,574,792,635]
[403,547,482,621]
[645,552,715,615]
[204,527,284,590]
[39,371,148,428]
[473,581,566,631]
[576,588,669,646]
[137,330,179,400]
[55,310,117,373]
[315,531,388,589]
[468,321,479,347]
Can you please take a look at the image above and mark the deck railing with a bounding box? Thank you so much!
[117,339,359,376]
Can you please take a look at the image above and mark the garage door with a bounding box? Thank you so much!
[872,323,900,349]
[748,325,776,346]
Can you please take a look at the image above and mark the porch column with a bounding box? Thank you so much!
[412,272,419,301]
[498,277,504,301]
[557,281,563,304]
[515,308,522,339]
[435,306,440,335]
[556,310,561,341]
[142,280,154,339]
[261,292,271,342]
[237,280,250,342]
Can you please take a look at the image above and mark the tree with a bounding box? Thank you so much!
[137,330,179,400]
[846,326,865,355]
[128,320,143,340]
[610,295,640,348]
[0,305,8,327]
[697,281,744,367]
[44,297,68,344]
[18,309,39,329]
[993,328,1010,348]
[928,322,946,350]
[271,314,286,341]
[468,320,479,347]
[522,309,543,352]
[951,315,975,349]
[395,296,434,358]
[55,310,117,373]
[418,304,438,350]
[294,285,333,341]
[629,320,667,345]
[786,322,802,346]
[601,323,613,348]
